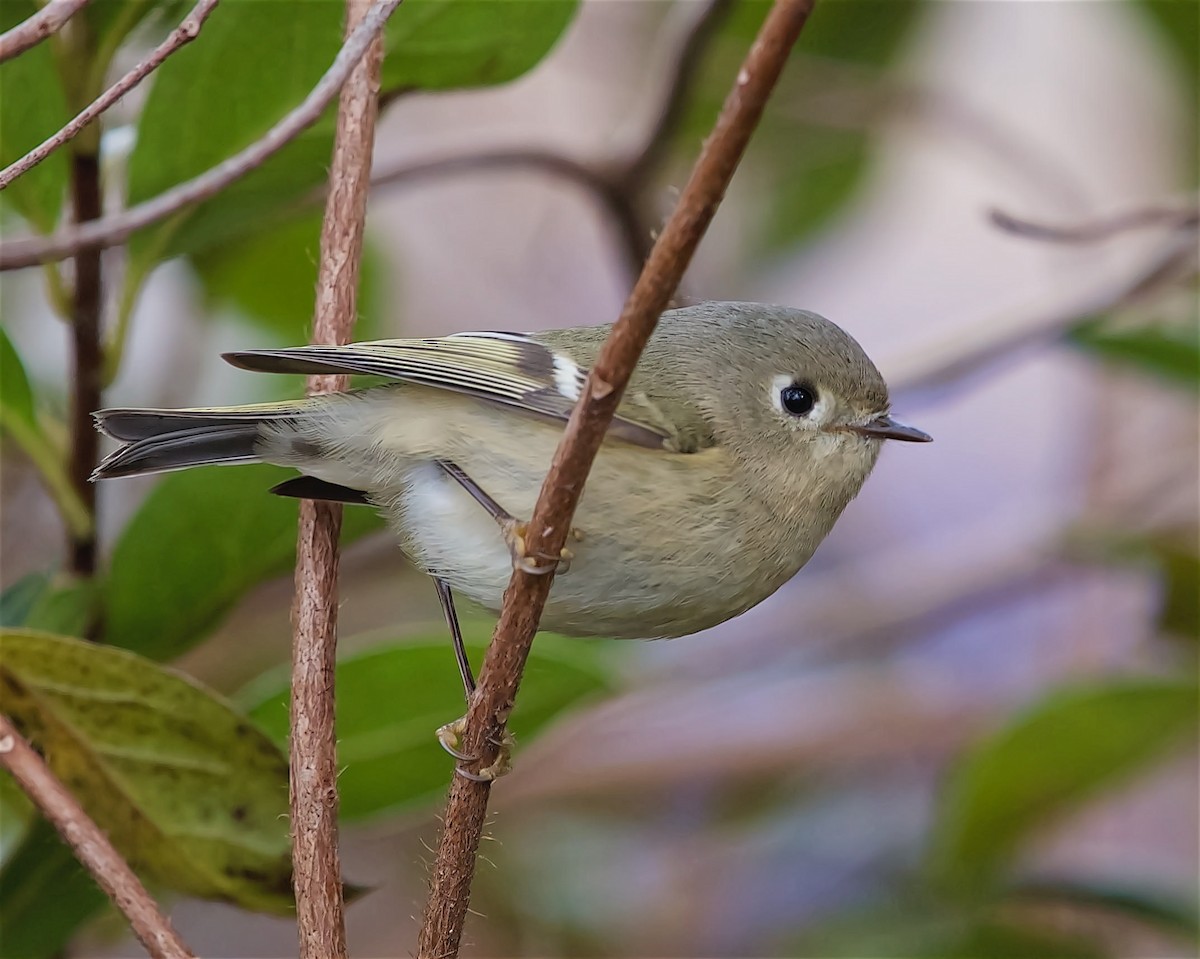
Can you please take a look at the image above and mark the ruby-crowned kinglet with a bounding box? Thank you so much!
[94,301,929,643]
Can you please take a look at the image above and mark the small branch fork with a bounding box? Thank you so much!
[0,715,194,959]
[0,0,91,64]
[288,0,386,957]
[0,0,222,191]
[0,0,402,271]
[414,1,817,956]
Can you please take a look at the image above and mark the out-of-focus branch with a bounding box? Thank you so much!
[0,0,401,271]
[415,1,816,956]
[990,200,1200,244]
[66,151,102,578]
[0,715,194,959]
[0,0,221,191]
[894,215,1199,398]
[0,0,91,63]
[617,0,734,188]
[369,148,652,278]
[288,0,384,956]
[365,0,733,280]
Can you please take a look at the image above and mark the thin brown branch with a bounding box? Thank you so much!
[989,200,1200,244]
[0,714,194,959]
[0,0,401,271]
[0,0,91,64]
[288,0,384,956]
[67,150,101,578]
[415,1,817,956]
[0,0,221,191]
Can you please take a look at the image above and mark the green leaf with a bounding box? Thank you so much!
[930,679,1199,890]
[0,630,294,913]
[242,623,613,820]
[0,571,45,628]
[126,0,343,261]
[191,213,386,341]
[381,0,577,91]
[0,0,70,232]
[105,463,383,660]
[0,821,109,959]
[0,326,35,431]
[1135,1,1199,134]
[1008,877,1200,941]
[1069,318,1200,389]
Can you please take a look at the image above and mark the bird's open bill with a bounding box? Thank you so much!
[847,415,932,443]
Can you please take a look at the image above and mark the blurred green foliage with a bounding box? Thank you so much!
[242,627,613,820]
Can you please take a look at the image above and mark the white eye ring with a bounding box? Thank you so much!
[770,374,831,424]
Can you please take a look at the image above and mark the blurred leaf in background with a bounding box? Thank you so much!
[929,679,1198,892]
[242,624,614,820]
[1068,316,1200,391]
[104,465,384,661]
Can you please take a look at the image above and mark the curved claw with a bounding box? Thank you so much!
[436,717,476,763]
[502,519,578,575]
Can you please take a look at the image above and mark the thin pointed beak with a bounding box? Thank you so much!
[848,414,932,443]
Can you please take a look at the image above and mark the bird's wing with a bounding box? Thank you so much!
[223,332,679,450]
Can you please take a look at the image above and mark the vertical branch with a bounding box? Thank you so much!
[288,0,383,956]
[67,149,102,576]
[415,1,817,956]
[0,715,195,959]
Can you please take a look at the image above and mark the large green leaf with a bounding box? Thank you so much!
[0,630,295,913]
[191,213,387,341]
[381,0,577,90]
[125,0,343,262]
[930,679,1199,890]
[104,463,384,661]
[242,623,613,820]
[0,0,70,232]
[0,821,109,959]
[1068,317,1200,390]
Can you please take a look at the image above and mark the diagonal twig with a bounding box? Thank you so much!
[0,0,402,271]
[0,714,195,959]
[288,0,385,956]
[0,0,91,64]
[0,0,221,191]
[989,200,1200,244]
[415,1,817,956]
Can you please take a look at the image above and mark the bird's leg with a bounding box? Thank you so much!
[434,576,474,699]
[435,459,582,575]
[431,575,515,779]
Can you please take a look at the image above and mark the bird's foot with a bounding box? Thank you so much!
[436,716,515,782]
[500,519,583,575]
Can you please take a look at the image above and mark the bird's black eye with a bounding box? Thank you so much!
[780,383,817,416]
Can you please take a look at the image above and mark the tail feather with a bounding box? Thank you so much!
[91,405,303,480]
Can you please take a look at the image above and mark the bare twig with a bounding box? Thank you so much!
[0,715,194,959]
[989,200,1200,244]
[288,0,384,956]
[0,0,91,64]
[0,0,221,191]
[0,0,401,271]
[415,1,817,955]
